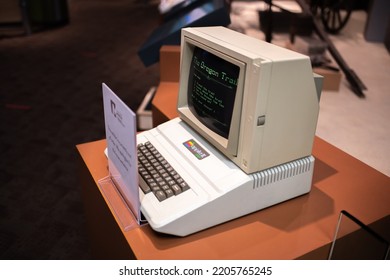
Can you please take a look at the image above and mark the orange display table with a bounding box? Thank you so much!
[77,136,390,259]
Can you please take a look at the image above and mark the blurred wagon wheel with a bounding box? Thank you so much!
[320,0,353,34]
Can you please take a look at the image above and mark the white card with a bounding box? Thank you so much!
[102,83,140,223]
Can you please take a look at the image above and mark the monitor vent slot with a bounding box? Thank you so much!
[251,156,314,189]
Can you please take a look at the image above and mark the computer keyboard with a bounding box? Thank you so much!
[137,141,190,202]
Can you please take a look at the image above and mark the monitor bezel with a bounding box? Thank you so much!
[177,36,246,157]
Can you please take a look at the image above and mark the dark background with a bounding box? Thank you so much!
[0,0,160,259]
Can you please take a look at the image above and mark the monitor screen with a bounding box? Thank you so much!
[188,46,240,138]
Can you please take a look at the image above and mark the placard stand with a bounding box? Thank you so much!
[97,175,144,232]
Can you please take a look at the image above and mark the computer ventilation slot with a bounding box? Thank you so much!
[251,156,314,189]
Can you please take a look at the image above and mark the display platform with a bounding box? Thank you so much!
[77,135,390,260]
[77,84,390,259]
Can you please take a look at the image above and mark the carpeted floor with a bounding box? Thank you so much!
[0,0,160,259]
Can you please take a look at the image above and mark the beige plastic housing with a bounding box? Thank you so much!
[178,27,322,174]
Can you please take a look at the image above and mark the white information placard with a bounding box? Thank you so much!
[102,83,141,224]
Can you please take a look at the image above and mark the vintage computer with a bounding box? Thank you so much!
[136,26,322,236]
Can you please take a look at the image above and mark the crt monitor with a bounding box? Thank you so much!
[177,26,322,174]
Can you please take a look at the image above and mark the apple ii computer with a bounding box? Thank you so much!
[136,26,322,236]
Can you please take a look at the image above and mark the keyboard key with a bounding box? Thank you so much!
[139,179,151,194]
[171,184,182,195]
[165,189,174,198]
[155,190,167,201]
[180,182,190,191]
